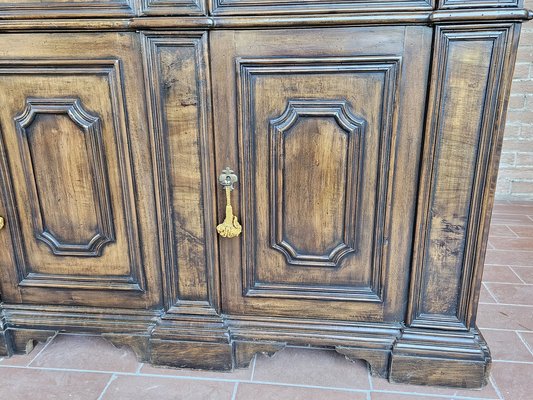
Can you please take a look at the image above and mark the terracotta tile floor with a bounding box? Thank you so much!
[1,200,533,399]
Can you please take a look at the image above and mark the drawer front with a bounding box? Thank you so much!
[212,27,432,322]
[0,33,162,309]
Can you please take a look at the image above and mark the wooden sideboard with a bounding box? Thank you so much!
[0,0,530,389]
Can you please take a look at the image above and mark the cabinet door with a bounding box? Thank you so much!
[211,27,431,322]
[0,33,162,309]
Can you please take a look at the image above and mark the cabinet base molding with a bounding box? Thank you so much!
[389,329,491,388]
[1,304,161,335]
[0,304,490,387]
[0,320,12,357]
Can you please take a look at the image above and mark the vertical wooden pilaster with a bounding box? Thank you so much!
[391,23,521,388]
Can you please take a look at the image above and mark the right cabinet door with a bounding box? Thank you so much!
[211,27,432,322]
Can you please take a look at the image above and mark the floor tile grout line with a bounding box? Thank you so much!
[478,301,533,307]
[516,331,533,357]
[57,332,102,337]
[368,389,499,400]
[0,363,373,392]
[490,222,533,227]
[0,362,373,395]
[246,380,374,394]
[480,327,533,333]
[366,363,373,391]
[482,279,529,285]
[483,281,533,286]
[483,262,533,268]
[508,266,527,284]
[250,354,257,381]
[96,373,117,400]
[491,359,533,364]
[135,363,144,374]
[26,331,58,367]
[482,282,500,303]
[487,235,521,239]
[505,225,522,238]
[0,354,508,398]
[0,364,243,382]
[491,212,533,216]
[231,382,239,400]
[489,375,505,400]
[484,248,533,253]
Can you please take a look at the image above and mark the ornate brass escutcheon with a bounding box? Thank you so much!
[216,167,242,238]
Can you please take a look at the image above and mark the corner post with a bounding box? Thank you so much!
[391,22,521,388]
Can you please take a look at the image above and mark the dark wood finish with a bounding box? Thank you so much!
[141,0,206,16]
[0,313,11,357]
[9,328,56,354]
[0,0,135,19]
[386,23,520,387]
[211,26,431,321]
[142,31,217,310]
[0,33,162,308]
[233,341,286,368]
[210,0,432,16]
[439,0,520,10]
[408,23,519,331]
[0,10,530,32]
[0,1,529,390]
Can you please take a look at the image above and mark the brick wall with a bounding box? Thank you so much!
[496,0,533,200]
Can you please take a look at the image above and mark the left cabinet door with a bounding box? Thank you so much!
[0,33,162,309]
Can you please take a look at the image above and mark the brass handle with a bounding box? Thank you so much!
[0,216,4,230]
[216,167,242,238]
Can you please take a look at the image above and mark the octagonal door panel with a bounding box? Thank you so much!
[212,27,432,322]
[0,33,162,309]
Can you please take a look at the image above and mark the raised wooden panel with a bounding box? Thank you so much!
[212,26,433,321]
[210,0,433,16]
[270,100,365,268]
[14,98,114,257]
[238,56,399,303]
[0,59,143,292]
[142,32,217,309]
[409,24,518,330]
[0,33,161,308]
[0,0,134,18]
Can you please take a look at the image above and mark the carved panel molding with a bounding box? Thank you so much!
[141,0,205,15]
[269,100,365,268]
[0,59,145,292]
[14,98,115,257]
[236,56,400,302]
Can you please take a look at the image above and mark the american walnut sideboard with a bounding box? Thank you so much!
[0,0,530,389]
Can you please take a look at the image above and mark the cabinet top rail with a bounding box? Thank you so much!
[0,8,530,31]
